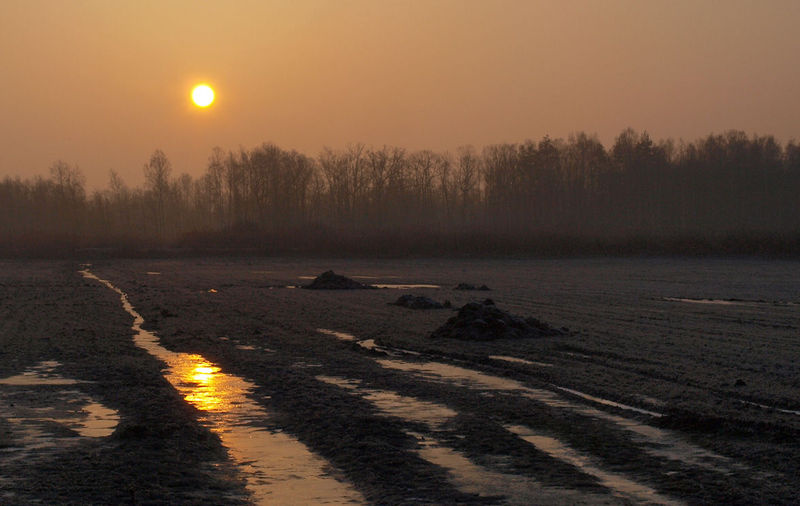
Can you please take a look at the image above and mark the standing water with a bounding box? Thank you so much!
[0,360,120,467]
[80,268,363,505]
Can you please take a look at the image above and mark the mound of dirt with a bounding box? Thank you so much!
[454,283,491,291]
[302,271,375,290]
[430,299,563,340]
[390,294,451,310]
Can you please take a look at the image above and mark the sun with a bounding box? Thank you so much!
[191,84,215,107]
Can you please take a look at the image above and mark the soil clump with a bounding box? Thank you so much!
[431,299,563,340]
[390,294,452,310]
[302,270,375,290]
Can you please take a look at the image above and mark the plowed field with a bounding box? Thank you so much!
[2,258,798,504]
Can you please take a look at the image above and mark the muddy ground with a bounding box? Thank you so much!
[1,257,799,504]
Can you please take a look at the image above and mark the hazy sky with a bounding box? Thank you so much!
[2,0,799,189]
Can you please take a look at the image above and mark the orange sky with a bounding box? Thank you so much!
[2,0,799,189]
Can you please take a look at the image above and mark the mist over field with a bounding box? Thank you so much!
[2,129,799,257]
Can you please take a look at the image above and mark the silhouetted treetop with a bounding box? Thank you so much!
[1,128,798,256]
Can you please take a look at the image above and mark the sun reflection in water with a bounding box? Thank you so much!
[193,364,219,379]
[80,268,366,504]
[172,355,227,412]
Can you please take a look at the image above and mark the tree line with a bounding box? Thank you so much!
[2,129,799,256]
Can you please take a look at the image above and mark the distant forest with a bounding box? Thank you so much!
[2,129,799,257]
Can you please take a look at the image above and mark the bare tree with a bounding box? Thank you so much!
[205,147,226,228]
[143,149,172,240]
[455,146,481,224]
[49,160,86,235]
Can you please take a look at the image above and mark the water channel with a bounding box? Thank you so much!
[81,268,363,505]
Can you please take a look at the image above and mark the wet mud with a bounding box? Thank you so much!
[81,268,364,504]
[2,257,799,504]
[506,425,679,505]
[0,262,250,504]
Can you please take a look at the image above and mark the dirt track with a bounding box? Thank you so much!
[1,258,799,504]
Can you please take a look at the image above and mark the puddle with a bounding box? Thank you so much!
[292,362,323,369]
[372,284,441,289]
[354,339,391,354]
[4,393,120,439]
[316,376,360,390]
[489,356,554,368]
[0,362,120,464]
[234,344,275,353]
[664,297,744,306]
[81,269,364,505]
[375,358,662,420]
[666,297,800,307]
[317,374,606,504]
[507,425,680,505]
[562,352,593,360]
[633,395,666,408]
[375,358,740,474]
[738,399,800,416]
[553,386,661,417]
[316,329,386,353]
[318,329,420,356]
[377,359,550,393]
[316,376,457,429]
[665,297,798,306]
[317,328,356,342]
[411,432,609,505]
[70,402,119,437]
[146,271,161,275]
[0,361,85,386]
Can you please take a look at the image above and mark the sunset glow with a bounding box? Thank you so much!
[2,1,799,190]
[2,1,798,500]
